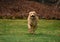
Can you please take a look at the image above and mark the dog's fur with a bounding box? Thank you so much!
[28,11,38,34]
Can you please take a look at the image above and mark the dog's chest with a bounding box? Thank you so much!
[30,20,37,26]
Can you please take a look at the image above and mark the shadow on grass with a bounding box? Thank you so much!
[26,33,60,38]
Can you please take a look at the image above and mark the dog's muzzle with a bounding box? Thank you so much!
[31,15,35,17]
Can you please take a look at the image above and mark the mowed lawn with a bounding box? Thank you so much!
[0,19,60,42]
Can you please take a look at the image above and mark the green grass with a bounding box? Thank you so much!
[0,19,60,42]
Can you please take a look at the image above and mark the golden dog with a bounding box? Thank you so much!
[28,11,38,34]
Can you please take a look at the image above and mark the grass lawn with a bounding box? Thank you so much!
[0,19,60,42]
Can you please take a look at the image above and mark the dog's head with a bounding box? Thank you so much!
[29,11,37,17]
[28,11,37,20]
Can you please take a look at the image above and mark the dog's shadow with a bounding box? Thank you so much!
[26,33,58,37]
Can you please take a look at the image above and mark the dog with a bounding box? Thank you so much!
[28,11,38,34]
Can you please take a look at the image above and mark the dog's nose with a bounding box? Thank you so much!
[31,15,35,17]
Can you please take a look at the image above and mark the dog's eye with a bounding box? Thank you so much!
[30,13,32,14]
